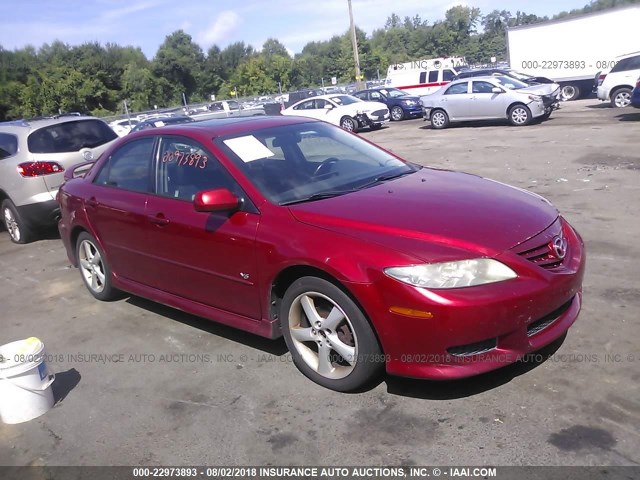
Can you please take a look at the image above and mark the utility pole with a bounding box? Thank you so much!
[348,0,364,90]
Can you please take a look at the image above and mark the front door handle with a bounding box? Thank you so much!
[86,197,98,208]
[148,214,170,226]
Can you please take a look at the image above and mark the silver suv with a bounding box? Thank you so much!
[0,116,117,243]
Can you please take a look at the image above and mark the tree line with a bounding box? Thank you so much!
[0,0,636,120]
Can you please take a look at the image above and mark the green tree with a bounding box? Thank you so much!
[152,30,205,101]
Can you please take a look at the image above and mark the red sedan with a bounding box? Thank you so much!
[58,116,585,391]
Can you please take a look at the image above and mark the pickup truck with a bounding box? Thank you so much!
[190,100,265,121]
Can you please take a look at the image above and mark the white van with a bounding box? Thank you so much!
[385,57,466,96]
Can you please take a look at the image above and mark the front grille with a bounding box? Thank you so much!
[447,338,497,357]
[526,297,573,337]
[517,242,564,269]
[372,109,387,117]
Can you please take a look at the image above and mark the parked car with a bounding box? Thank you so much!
[0,115,117,243]
[129,115,195,133]
[631,76,640,108]
[58,116,585,392]
[454,68,556,86]
[282,94,390,132]
[353,87,422,121]
[596,51,640,107]
[109,118,140,137]
[420,76,559,129]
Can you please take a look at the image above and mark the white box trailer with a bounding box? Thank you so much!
[507,5,640,101]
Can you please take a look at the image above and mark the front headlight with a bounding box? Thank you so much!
[402,100,417,106]
[528,94,542,102]
[384,259,517,289]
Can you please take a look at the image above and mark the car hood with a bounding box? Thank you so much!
[517,83,560,96]
[356,101,389,112]
[288,169,558,261]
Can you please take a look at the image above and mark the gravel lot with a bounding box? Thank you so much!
[1,100,639,467]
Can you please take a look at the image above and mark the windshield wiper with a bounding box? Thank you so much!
[281,190,356,206]
[356,170,415,189]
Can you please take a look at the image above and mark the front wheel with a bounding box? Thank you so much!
[611,88,632,108]
[280,276,384,392]
[390,106,404,121]
[340,116,357,132]
[2,199,35,244]
[509,104,532,126]
[76,232,120,301]
[430,109,449,129]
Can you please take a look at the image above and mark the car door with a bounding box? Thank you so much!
[143,134,262,319]
[469,80,509,119]
[440,81,472,120]
[292,98,325,121]
[88,136,156,284]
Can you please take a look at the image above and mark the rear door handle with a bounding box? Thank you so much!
[148,214,170,226]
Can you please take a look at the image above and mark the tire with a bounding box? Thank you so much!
[279,276,383,392]
[75,232,120,301]
[430,109,449,129]
[611,87,632,108]
[509,104,532,126]
[560,84,580,102]
[340,116,358,132]
[390,106,404,121]
[541,108,552,121]
[2,199,35,244]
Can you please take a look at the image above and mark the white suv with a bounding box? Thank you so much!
[597,51,640,108]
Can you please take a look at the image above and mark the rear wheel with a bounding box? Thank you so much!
[560,84,580,101]
[611,88,632,108]
[340,116,357,132]
[430,109,449,129]
[2,199,35,244]
[280,276,384,392]
[76,232,120,301]
[509,104,532,126]
[390,106,404,121]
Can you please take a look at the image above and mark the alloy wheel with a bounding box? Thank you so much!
[432,112,446,128]
[78,239,106,293]
[288,292,358,380]
[511,107,529,125]
[614,91,631,108]
[3,207,20,242]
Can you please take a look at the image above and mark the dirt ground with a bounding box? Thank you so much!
[1,99,639,467]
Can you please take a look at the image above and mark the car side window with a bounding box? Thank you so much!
[611,56,639,72]
[0,133,18,160]
[443,70,455,82]
[428,71,438,83]
[94,137,154,192]
[294,100,316,110]
[419,72,427,84]
[370,92,382,100]
[625,55,640,71]
[472,81,496,94]
[444,83,469,95]
[155,136,240,202]
[314,99,328,109]
[354,92,368,101]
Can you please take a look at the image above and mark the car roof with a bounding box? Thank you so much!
[0,115,102,135]
[128,115,319,139]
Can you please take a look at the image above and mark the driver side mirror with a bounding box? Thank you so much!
[194,188,240,213]
[491,87,504,94]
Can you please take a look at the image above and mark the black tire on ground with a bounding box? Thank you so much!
[610,87,632,108]
[279,276,384,392]
[340,116,357,132]
[560,84,581,101]
[1,199,35,244]
[430,109,449,129]
[390,106,404,121]
[508,104,532,126]
[540,108,552,121]
[75,231,120,301]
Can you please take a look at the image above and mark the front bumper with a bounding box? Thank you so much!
[356,110,390,128]
[349,217,586,380]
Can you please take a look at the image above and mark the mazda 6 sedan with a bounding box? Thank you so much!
[58,116,585,392]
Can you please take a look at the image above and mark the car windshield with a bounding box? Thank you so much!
[493,76,528,90]
[506,70,534,80]
[379,88,407,98]
[328,95,360,106]
[216,122,419,205]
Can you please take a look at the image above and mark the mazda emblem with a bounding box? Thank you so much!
[552,235,567,260]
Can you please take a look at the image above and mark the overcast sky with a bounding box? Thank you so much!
[0,0,592,57]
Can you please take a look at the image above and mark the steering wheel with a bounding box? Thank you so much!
[313,157,340,177]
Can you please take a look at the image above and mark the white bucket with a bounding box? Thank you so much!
[0,337,55,424]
